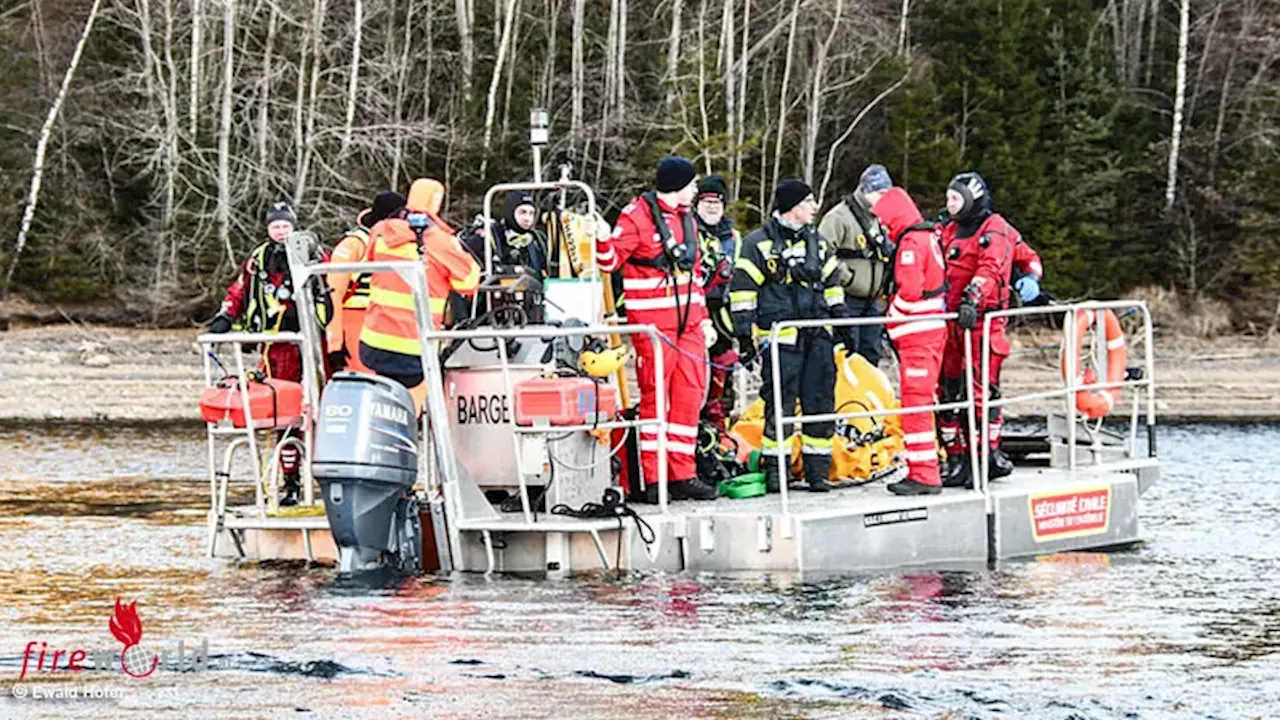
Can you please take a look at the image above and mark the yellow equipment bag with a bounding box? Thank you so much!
[728,350,909,484]
[829,348,906,483]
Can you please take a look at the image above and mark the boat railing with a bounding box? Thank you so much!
[766,313,981,517]
[479,180,600,280]
[197,330,321,558]
[283,244,668,569]
[416,322,670,522]
[979,300,1157,488]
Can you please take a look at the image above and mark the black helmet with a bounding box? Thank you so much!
[947,172,992,221]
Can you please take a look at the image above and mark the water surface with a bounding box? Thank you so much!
[0,424,1277,719]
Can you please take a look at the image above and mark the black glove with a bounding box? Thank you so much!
[957,282,982,330]
[736,335,757,365]
[208,314,233,334]
[327,348,349,373]
[956,297,979,330]
[835,327,857,351]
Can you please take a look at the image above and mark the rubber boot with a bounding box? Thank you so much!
[279,471,301,507]
[804,454,832,493]
[941,454,971,489]
[989,447,1014,480]
[763,457,782,494]
[670,478,718,501]
[887,478,942,496]
[640,479,718,503]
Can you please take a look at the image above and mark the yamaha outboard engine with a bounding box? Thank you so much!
[314,372,423,574]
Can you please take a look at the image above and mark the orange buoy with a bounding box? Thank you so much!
[200,377,303,428]
[1060,309,1127,419]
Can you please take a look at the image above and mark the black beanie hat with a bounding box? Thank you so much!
[265,202,297,227]
[367,191,407,226]
[655,156,697,193]
[773,179,813,215]
[697,174,728,203]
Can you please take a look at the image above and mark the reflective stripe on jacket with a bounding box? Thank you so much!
[361,218,480,357]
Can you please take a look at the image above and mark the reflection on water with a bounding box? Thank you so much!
[0,424,1278,718]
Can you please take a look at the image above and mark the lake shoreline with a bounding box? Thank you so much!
[1,324,1277,424]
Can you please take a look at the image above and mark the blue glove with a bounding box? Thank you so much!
[1015,275,1040,304]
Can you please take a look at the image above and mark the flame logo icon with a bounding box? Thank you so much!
[109,597,158,678]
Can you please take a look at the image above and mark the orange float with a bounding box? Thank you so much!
[1060,309,1126,419]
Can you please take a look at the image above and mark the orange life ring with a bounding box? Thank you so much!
[1060,309,1126,419]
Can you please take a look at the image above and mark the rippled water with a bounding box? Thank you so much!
[0,423,1277,719]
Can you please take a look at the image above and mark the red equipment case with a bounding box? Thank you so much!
[512,376,618,426]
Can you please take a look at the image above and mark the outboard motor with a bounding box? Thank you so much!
[313,372,423,574]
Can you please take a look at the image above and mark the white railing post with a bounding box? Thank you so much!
[966,327,983,497]
[768,324,790,516]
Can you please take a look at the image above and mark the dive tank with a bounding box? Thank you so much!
[313,372,422,574]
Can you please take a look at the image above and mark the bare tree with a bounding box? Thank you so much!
[3,0,103,298]
[770,0,802,193]
[456,0,474,102]
[897,0,910,56]
[571,0,585,142]
[482,0,519,178]
[720,0,735,172]
[696,0,711,171]
[217,0,236,266]
[1166,0,1189,212]
[817,70,909,205]
[295,0,330,207]
[340,0,365,157]
[189,0,202,136]
[665,0,686,109]
[257,5,278,185]
[540,0,560,108]
[732,0,751,198]
[803,0,843,184]
[393,0,417,189]
[617,0,627,111]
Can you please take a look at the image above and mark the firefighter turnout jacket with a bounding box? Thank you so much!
[729,216,849,345]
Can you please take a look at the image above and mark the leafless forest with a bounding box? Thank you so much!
[2,0,1279,330]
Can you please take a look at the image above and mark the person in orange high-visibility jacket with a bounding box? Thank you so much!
[326,192,407,375]
[360,179,479,412]
[866,178,948,496]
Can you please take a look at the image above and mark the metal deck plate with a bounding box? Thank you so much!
[649,483,990,575]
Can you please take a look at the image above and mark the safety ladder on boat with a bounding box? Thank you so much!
[198,330,328,562]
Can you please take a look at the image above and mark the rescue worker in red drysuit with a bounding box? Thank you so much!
[693,174,741,427]
[937,172,1019,487]
[207,202,331,506]
[596,156,717,503]
[864,175,949,496]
